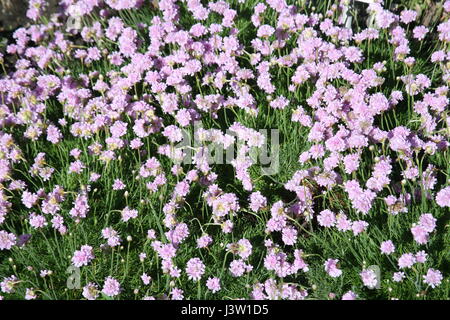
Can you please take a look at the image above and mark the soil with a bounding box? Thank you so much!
[0,0,58,31]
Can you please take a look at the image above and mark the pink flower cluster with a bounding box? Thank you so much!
[0,0,447,300]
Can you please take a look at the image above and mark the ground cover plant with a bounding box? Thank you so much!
[0,0,449,300]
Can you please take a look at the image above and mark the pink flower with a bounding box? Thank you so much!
[112,179,126,190]
[22,191,39,209]
[413,26,429,40]
[72,245,95,267]
[147,229,156,240]
[141,273,152,285]
[25,288,37,300]
[411,213,437,244]
[118,27,137,57]
[269,96,289,110]
[196,235,213,248]
[380,240,395,255]
[121,207,138,222]
[102,277,121,297]
[110,121,128,138]
[411,225,429,244]
[69,193,89,220]
[186,258,205,281]
[82,283,99,300]
[130,138,143,149]
[89,172,101,182]
[375,9,396,29]
[351,220,369,236]
[249,191,267,212]
[445,0,450,12]
[206,277,221,293]
[171,288,184,300]
[68,160,85,174]
[342,291,358,300]
[236,238,253,260]
[86,47,101,63]
[229,259,251,277]
[0,231,16,250]
[163,125,183,143]
[398,253,416,269]
[344,180,375,214]
[46,125,62,144]
[1,275,18,293]
[317,209,336,228]
[415,250,428,263]
[102,227,121,247]
[423,268,443,288]
[343,153,360,174]
[175,109,192,127]
[436,186,450,207]
[257,25,275,38]
[336,214,352,232]
[324,259,342,278]
[26,0,47,21]
[29,213,47,229]
[400,10,417,24]
[360,269,378,289]
[393,272,405,282]
[282,227,298,245]
[419,213,437,232]
[165,223,190,246]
